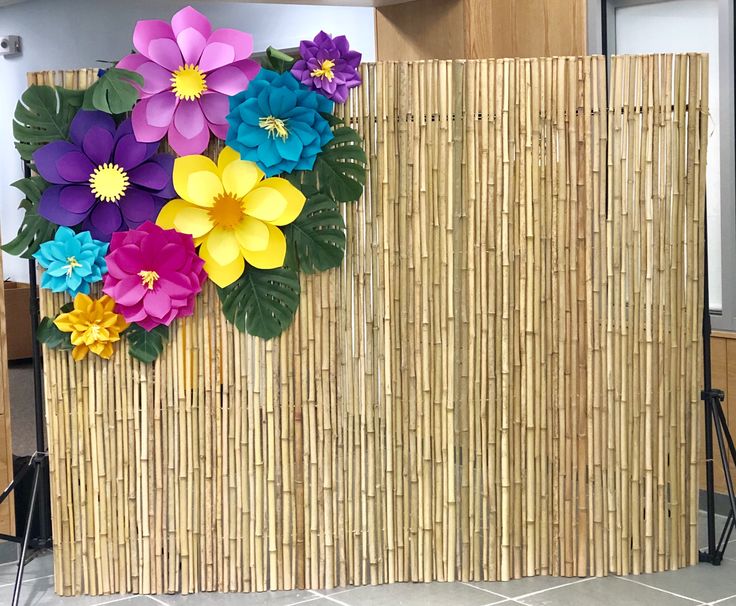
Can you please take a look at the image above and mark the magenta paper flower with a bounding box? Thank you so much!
[102,221,206,331]
[291,31,361,104]
[117,5,260,156]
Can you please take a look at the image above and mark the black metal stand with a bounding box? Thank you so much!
[699,218,736,566]
[0,162,52,604]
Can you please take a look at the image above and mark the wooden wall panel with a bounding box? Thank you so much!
[376,0,587,60]
[0,250,15,536]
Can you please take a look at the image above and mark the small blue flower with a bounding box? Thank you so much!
[226,69,335,177]
[33,227,108,298]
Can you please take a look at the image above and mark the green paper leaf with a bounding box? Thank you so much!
[1,177,56,259]
[217,267,300,340]
[283,190,346,273]
[289,118,367,204]
[126,324,169,364]
[37,316,73,350]
[264,46,297,74]
[13,85,84,162]
[82,68,143,115]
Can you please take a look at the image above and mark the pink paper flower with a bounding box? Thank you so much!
[102,221,206,330]
[117,6,260,156]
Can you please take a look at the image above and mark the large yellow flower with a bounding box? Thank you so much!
[156,146,306,287]
[54,293,129,361]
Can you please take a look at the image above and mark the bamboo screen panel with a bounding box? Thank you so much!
[31,53,708,596]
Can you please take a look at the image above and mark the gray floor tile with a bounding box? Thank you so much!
[516,577,697,606]
[631,557,736,603]
[0,551,54,586]
[154,588,321,605]
[0,541,19,564]
[698,512,730,549]
[467,576,579,599]
[333,581,505,606]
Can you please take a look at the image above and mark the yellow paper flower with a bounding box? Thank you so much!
[156,146,306,287]
[54,293,129,361]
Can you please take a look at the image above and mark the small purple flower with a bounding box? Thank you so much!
[291,31,361,104]
[33,110,175,242]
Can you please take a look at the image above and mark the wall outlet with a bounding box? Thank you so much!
[0,35,22,57]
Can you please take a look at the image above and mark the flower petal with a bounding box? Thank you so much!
[199,92,229,126]
[57,151,95,183]
[89,203,123,240]
[250,178,306,226]
[145,91,179,129]
[173,205,214,238]
[234,216,269,251]
[128,161,169,190]
[185,170,223,207]
[33,141,82,185]
[222,159,263,199]
[199,29,253,72]
[167,117,210,156]
[199,243,244,288]
[136,60,174,96]
[147,37,183,72]
[83,126,114,167]
[204,226,241,266]
[38,185,88,226]
[132,96,171,143]
[143,288,172,319]
[171,6,212,39]
[173,155,219,202]
[205,59,259,95]
[241,223,286,269]
[59,185,96,215]
[217,146,241,174]
[70,110,116,148]
[242,185,287,223]
[119,189,155,225]
[174,99,206,140]
[133,19,175,59]
[155,198,190,230]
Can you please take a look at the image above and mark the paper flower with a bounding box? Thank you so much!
[291,32,362,104]
[54,293,129,361]
[117,5,260,156]
[225,69,334,177]
[102,221,206,330]
[156,147,306,287]
[33,111,175,242]
[33,227,108,298]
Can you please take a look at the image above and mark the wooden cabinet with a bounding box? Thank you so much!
[0,256,15,535]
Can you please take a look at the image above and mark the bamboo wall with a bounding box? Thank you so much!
[32,53,708,596]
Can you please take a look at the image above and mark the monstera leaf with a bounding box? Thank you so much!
[82,68,143,115]
[217,267,300,339]
[283,190,346,273]
[263,46,296,74]
[13,85,84,162]
[1,176,56,259]
[126,324,169,364]
[289,117,367,204]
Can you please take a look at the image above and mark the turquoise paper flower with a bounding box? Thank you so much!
[225,69,335,177]
[33,227,108,298]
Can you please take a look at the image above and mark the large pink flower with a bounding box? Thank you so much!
[103,221,206,330]
[117,6,260,156]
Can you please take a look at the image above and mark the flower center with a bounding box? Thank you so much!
[89,163,129,202]
[209,193,244,230]
[138,270,160,290]
[311,59,336,82]
[259,115,289,140]
[63,256,82,277]
[87,322,102,340]
[171,64,207,100]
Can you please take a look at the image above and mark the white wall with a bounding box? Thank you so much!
[0,0,375,281]
[614,0,723,309]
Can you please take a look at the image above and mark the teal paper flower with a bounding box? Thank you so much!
[33,227,108,298]
[226,69,335,177]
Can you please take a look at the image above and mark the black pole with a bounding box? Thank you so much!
[11,461,40,606]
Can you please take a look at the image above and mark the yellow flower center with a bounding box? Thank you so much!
[89,163,129,202]
[259,115,289,140]
[171,64,207,101]
[209,193,244,230]
[86,322,102,341]
[138,270,160,290]
[63,256,82,277]
[311,59,336,82]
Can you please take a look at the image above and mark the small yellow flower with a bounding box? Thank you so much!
[156,146,306,288]
[54,293,129,361]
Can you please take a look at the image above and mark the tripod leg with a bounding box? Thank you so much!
[705,396,717,556]
[712,407,736,562]
[11,461,41,606]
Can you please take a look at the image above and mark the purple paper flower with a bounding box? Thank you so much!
[33,110,175,242]
[291,31,361,104]
[116,6,260,156]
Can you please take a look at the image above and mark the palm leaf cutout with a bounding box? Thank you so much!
[13,85,84,162]
[289,117,367,204]
[283,190,346,273]
[217,267,300,339]
[36,316,73,350]
[1,176,56,259]
[82,68,143,115]
[126,324,169,364]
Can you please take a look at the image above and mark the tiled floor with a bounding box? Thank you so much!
[2,513,735,606]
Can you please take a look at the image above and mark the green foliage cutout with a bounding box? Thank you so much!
[1,176,56,259]
[217,267,301,340]
[82,68,143,115]
[126,324,170,364]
